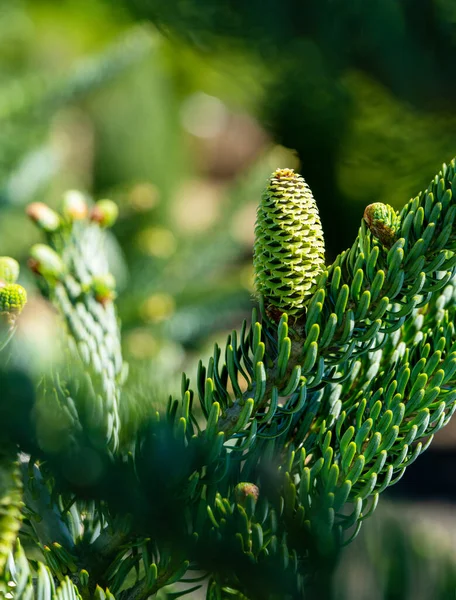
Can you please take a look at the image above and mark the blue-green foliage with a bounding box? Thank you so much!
[2,159,456,598]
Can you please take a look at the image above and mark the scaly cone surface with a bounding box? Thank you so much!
[0,284,27,315]
[253,168,325,318]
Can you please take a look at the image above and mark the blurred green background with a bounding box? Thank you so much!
[4,0,456,597]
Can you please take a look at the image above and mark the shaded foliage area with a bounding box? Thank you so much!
[118,0,456,255]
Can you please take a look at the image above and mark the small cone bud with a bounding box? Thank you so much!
[91,200,119,228]
[0,257,20,284]
[254,168,325,317]
[63,190,88,221]
[29,244,65,279]
[26,202,61,232]
[91,274,116,305]
[0,284,27,314]
[363,203,400,248]
[234,482,259,506]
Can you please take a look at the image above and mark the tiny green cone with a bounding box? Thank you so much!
[91,199,119,228]
[363,202,400,248]
[0,257,20,284]
[26,202,61,232]
[234,482,259,506]
[254,168,325,317]
[0,284,27,314]
[29,244,65,280]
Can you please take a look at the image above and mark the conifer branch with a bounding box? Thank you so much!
[2,159,456,598]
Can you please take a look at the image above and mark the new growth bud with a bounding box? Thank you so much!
[91,200,119,228]
[90,274,116,305]
[26,202,61,232]
[29,244,65,280]
[234,482,259,506]
[63,190,89,221]
[254,168,325,318]
[0,257,20,284]
[363,202,400,248]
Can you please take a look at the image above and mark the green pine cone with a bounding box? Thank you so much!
[253,168,325,317]
[363,202,400,248]
[0,284,27,314]
[0,257,19,284]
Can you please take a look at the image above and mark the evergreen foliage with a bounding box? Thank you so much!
[27,194,126,450]
[1,157,456,598]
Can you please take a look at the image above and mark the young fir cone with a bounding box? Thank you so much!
[363,202,400,248]
[0,284,27,333]
[253,168,325,320]
[0,263,26,348]
[0,284,27,314]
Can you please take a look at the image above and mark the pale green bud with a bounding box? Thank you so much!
[29,244,65,280]
[91,200,119,228]
[0,257,20,284]
[62,190,89,221]
[91,274,116,305]
[26,202,61,232]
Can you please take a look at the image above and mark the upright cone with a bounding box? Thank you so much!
[253,168,325,317]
